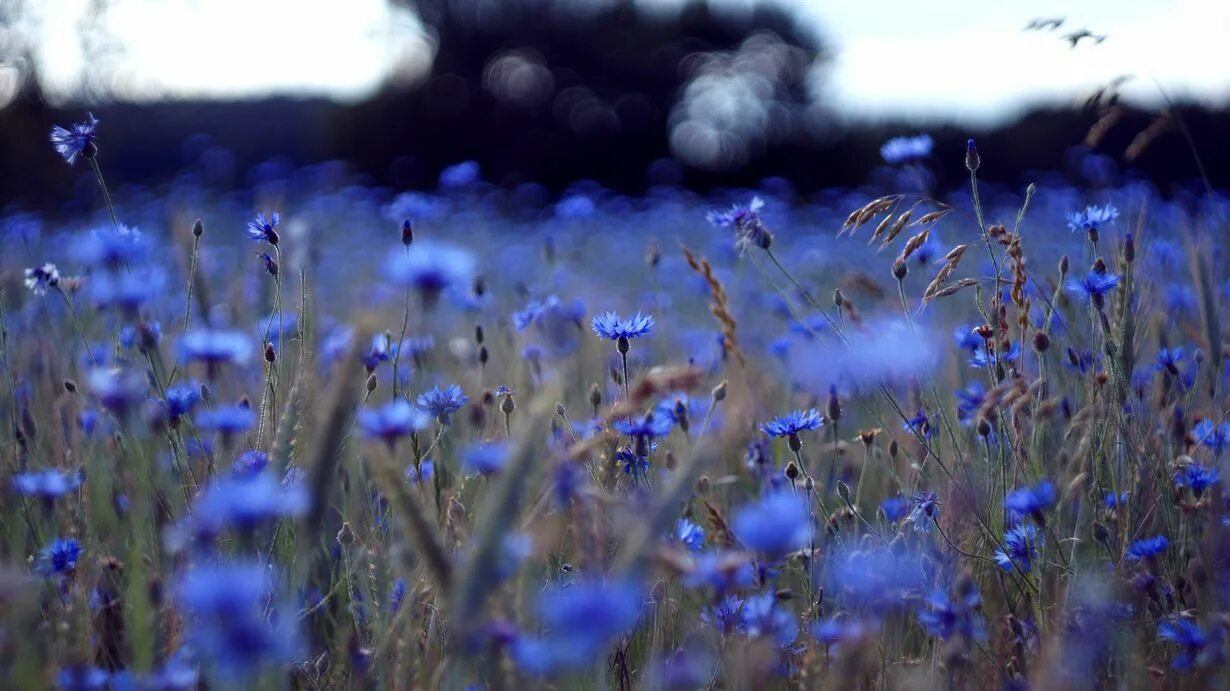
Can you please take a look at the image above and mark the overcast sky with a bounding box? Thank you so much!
[10,0,1230,123]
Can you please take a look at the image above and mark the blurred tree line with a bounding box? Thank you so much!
[0,0,1227,211]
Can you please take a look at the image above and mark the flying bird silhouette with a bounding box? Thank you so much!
[1064,29,1108,48]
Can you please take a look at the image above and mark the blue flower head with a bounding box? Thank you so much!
[462,441,510,475]
[513,578,643,674]
[23,263,60,296]
[358,399,432,446]
[707,196,772,254]
[87,367,148,414]
[50,113,99,165]
[1066,271,1121,304]
[1155,346,1185,375]
[384,241,477,303]
[1159,619,1223,671]
[231,450,270,479]
[1176,464,1220,496]
[164,380,202,420]
[13,468,83,501]
[1066,205,1119,235]
[994,524,1040,573]
[69,225,149,269]
[37,538,84,578]
[917,582,987,642]
[196,405,256,434]
[881,496,910,523]
[1193,419,1230,454]
[180,329,254,366]
[246,212,280,245]
[190,474,309,538]
[675,518,706,552]
[1004,480,1058,524]
[761,409,823,440]
[732,491,813,556]
[1126,534,1169,561]
[416,384,468,424]
[175,563,300,678]
[591,312,654,343]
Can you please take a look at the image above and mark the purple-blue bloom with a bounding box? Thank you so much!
[994,524,1039,573]
[591,311,654,341]
[1004,480,1057,522]
[36,538,84,578]
[358,399,432,445]
[246,212,280,245]
[761,409,822,438]
[1066,205,1119,234]
[49,113,99,165]
[12,468,83,500]
[416,384,468,423]
[1126,535,1169,560]
[732,491,813,556]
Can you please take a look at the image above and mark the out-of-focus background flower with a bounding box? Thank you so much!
[1,0,1228,205]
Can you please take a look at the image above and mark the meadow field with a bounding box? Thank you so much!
[2,117,1228,689]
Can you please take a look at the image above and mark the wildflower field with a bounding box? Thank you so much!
[3,115,1229,690]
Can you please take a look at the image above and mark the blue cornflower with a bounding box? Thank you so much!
[675,518,706,552]
[175,563,299,678]
[1155,347,1185,375]
[881,134,933,164]
[1066,271,1121,304]
[1004,480,1057,524]
[953,325,982,352]
[615,444,654,475]
[902,409,936,439]
[761,409,823,440]
[390,579,407,613]
[36,538,84,578]
[12,468,83,501]
[69,225,148,268]
[180,329,254,366]
[358,399,432,446]
[49,113,99,164]
[1158,619,1222,671]
[23,263,60,296]
[994,524,1040,573]
[970,342,1021,369]
[917,584,987,641]
[384,241,477,302]
[1066,204,1119,235]
[955,382,985,423]
[246,212,280,245]
[706,197,772,254]
[732,491,813,556]
[190,474,309,538]
[826,545,928,612]
[881,496,910,523]
[740,591,799,649]
[195,405,256,434]
[591,311,654,342]
[88,266,166,313]
[613,413,674,444]
[462,441,510,475]
[907,491,940,533]
[513,578,643,674]
[87,367,148,413]
[1193,419,1230,453]
[231,450,270,479]
[1103,491,1129,508]
[1176,464,1220,496]
[163,380,202,420]
[685,550,756,594]
[1126,534,1169,561]
[416,384,468,424]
